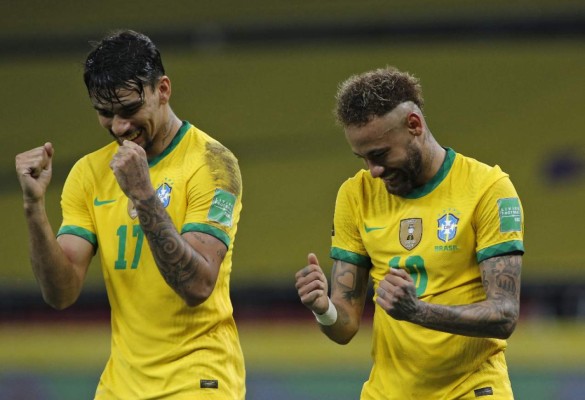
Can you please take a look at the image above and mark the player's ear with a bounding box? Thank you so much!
[157,76,171,104]
[406,112,423,136]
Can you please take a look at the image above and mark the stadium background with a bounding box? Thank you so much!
[1,1,585,398]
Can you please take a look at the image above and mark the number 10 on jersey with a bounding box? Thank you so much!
[389,256,428,296]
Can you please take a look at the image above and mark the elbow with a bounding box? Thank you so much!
[183,295,207,308]
[493,305,520,339]
[322,323,360,345]
[182,281,216,308]
[43,293,77,311]
[332,334,356,345]
[38,276,83,310]
[493,322,516,340]
[49,302,73,311]
[497,317,518,339]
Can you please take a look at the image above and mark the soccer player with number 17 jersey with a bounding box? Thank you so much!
[295,67,523,399]
[15,30,245,399]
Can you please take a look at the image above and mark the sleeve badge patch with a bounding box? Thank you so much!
[498,197,522,232]
[208,188,236,227]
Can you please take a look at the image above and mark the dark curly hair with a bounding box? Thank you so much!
[335,66,424,127]
[83,30,165,105]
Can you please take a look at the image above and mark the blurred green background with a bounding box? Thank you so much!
[2,1,585,399]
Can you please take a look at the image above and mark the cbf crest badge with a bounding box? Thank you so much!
[400,218,422,250]
[437,213,459,242]
[156,183,172,208]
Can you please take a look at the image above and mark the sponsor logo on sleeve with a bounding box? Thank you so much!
[498,197,522,232]
[208,188,236,227]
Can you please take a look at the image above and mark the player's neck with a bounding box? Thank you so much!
[146,114,182,159]
[422,143,447,184]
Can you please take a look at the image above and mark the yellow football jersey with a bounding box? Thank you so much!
[331,148,523,400]
[58,122,245,400]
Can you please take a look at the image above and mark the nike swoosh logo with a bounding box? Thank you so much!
[364,224,386,233]
[94,197,116,206]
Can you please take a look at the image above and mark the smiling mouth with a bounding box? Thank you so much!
[122,130,142,142]
[383,170,401,184]
[385,171,398,180]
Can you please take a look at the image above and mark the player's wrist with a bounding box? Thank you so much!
[23,197,45,214]
[312,297,338,326]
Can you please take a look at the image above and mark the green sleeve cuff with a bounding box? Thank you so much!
[57,225,98,248]
[182,223,230,248]
[330,247,371,269]
[477,240,524,263]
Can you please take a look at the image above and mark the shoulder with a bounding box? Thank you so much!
[452,152,510,189]
[336,169,387,210]
[68,141,117,176]
[183,123,238,160]
[184,123,242,196]
[339,169,376,193]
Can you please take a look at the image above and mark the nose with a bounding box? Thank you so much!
[110,115,132,136]
[366,160,385,178]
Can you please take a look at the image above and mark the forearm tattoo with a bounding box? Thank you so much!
[414,255,521,338]
[135,195,200,296]
[331,261,368,324]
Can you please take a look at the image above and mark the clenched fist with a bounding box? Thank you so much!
[15,142,54,202]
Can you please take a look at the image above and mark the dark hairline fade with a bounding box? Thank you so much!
[335,66,424,127]
[83,29,165,106]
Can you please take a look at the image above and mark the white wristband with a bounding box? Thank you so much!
[312,297,338,326]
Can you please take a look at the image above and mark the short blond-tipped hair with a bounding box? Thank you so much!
[335,66,424,127]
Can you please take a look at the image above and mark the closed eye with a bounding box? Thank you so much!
[367,150,388,163]
[97,109,114,118]
[118,103,143,118]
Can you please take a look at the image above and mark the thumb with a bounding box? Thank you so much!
[44,142,54,158]
[44,142,54,170]
[307,252,320,267]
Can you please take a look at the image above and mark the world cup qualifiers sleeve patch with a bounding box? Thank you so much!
[497,197,522,232]
[207,188,236,227]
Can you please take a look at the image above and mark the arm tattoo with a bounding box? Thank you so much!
[332,261,367,302]
[135,195,200,296]
[331,261,369,326]
[414,255,521,338]
[484,254,520,298]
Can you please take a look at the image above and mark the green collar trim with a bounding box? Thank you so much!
[402,147,455,199]
[148,121,191,167]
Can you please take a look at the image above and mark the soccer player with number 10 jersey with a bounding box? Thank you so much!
[296,66,523,399]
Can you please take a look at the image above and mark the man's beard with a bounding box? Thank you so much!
[383,143,423,197]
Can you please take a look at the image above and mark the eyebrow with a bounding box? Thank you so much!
[93,99,144,113]
[354,147,390,159]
